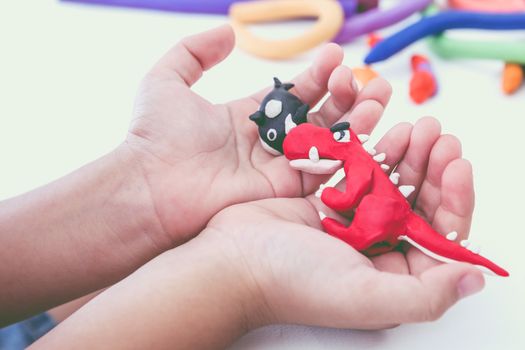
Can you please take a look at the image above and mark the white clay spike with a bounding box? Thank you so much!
[319,211,327,220]
[446,231,458,241]
[399,185,415,198]
[358,134,370,143]
[469,245,481,254]
[309,146,320,163]
[389,173,400,185]
[460,240,470,248]
[373,153,386,162]
[315,184,326,198]
[367,148,377,156]
[381,164,390,171]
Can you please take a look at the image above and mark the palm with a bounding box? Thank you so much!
[208,117,479,329]
[125,25,391,239]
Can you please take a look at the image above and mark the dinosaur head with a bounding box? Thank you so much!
[283,122,363,175]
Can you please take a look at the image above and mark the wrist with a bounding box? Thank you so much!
[199,228,275,332]
[107,144,173,252]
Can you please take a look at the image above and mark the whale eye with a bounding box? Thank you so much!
[267,128,277,141]
[265,99,282,119]
[333,130,350,143]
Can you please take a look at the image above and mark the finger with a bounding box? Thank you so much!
[309,65,358,127]
[414,135,463,223]
[251,43,344,106]
[342,78,393,135]
[329,264,484,327]
[351,77,392,110]
[373,122,413,172]
[407,159,474,276]
[150,24,235,86]
[430,159,475,242]
[395,117,442,203]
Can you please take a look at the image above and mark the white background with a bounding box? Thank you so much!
[0,1,524,349]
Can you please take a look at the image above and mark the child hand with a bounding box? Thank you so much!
[206,117,482,330]
[38,119,482,348]
[124,25,392,244]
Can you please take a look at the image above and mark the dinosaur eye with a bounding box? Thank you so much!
[265,99,282,119]
[267,128,277,141]
[333,130,350,143]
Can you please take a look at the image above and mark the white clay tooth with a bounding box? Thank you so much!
[367,148,377,156]
[381,164,390,171]
[373,153,386,162]
[319,211,327,220]
[389,173,400,185]
[358,134,370,143]
[446,231,458,241]
[399,185,415,198]
[309,146,320,163]
[460,240,470,248]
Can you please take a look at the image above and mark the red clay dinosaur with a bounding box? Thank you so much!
[283,122,508,277]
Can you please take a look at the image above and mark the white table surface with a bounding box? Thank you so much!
[1,1,524,349]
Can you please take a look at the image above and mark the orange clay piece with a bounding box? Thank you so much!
[502,63,524,95]
[229,0,344,60]
[352,66,379,89]
[448,0,525,12]
[367,33,383,48]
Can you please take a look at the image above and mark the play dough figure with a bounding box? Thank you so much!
[249,78,309,154]
[284,122,509,277]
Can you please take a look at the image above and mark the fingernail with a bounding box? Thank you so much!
[457,273,484,299]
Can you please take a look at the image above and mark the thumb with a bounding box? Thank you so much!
[414,263,485,321]
[150,24,235,86]
[329,263,485,328]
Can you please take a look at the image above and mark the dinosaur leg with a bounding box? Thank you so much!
[322,217,383,251]
[320,165,373,212]
[322,194,409,252]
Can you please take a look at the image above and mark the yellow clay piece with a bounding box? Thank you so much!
[352,66,379,89]
[230,0,344,60]
[502,62,524,95]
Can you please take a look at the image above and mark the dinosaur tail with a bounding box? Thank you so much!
[400,213,509,277]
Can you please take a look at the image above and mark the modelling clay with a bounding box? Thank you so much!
[367,33,383,48]
[230,0,345,59]
[448,0,525,12]
[333,0,432,44]
[410,54,438,104]
[352,66,379,89]
[62,0,358,15]
[502,63,524,95]
[61,0,249,14]
[283,122,509,277]
[357,0,379,12]
[365,10,525,64]
[428,35,525,65]
[249,78,309,154]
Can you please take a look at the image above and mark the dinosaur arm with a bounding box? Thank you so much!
[321,163,373,212]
